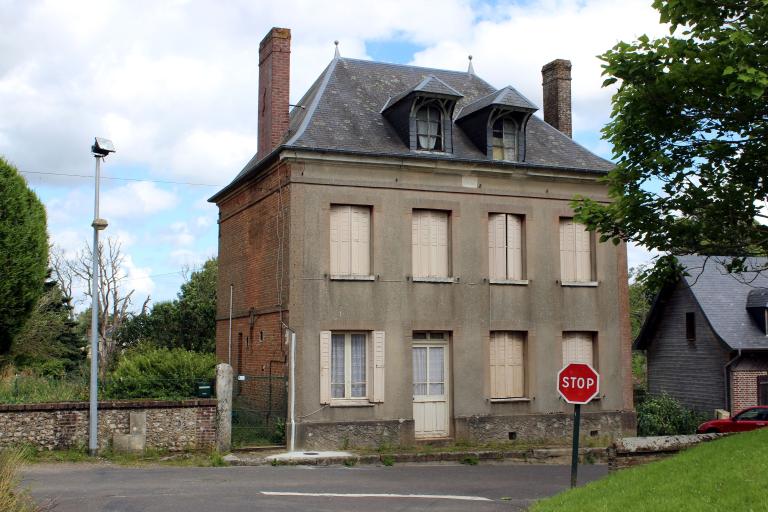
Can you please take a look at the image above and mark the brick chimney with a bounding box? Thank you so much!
[541,59,572,138]
[258,27,291,159]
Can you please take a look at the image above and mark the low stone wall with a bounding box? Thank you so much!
[299,419,413,450]
[0,399,217,452]
[608,433,727,470]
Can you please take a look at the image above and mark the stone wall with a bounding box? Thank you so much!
[0,399,217,452]
[608,433,727,470]
[299,419,413,450]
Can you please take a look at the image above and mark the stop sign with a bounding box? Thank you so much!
[557,363,600,404]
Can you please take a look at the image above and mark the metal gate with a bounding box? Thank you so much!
[232,374,287,447]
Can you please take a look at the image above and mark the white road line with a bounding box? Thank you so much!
[260,491,492,501]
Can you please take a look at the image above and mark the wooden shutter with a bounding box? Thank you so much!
[562,332,594,366]
[350,206,370,275]
[330,206,351,275]
[413,210,449,278]
[372,331,386,403]
[488,214,506,279]
[490,332,525,398]
[434,211,448,277]
[319,331,332,404]
[412,211,425,277]
[506,215,523,280]
[560,218,576,282]
[574,222,592,282]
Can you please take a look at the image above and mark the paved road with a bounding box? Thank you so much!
[24,462,607,511]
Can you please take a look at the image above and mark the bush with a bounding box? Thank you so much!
[0,449,46,512]
[0,368,87,404]
[637,393,704,436]
[103,346,215,400]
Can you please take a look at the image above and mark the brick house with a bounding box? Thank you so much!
[209,27,635,450]
[635,255,768,416]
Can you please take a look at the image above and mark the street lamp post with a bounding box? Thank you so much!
[89,137,115,456]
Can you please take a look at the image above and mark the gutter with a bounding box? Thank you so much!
[723,349,742,413]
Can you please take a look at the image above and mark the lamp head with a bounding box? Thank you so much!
[92,137,115,157]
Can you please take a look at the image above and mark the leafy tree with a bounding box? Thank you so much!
[117,258,217,352]
[0,157,48,356]
[574,1,768,286]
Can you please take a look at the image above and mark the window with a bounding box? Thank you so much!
[685,312,696,342]
[562,332,595,367]
[490,332,525,398]
[488,213,523,280]
[330,205,371,276]
[412,210,449,278]
[559,218,593,283]
[491,117,518,161]
[320,331,385,404]
[416,105,442,151]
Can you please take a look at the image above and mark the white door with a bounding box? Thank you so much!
[412,343,449,438]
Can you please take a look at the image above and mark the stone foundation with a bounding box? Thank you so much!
[296,411,635,450]
[0,399,217,452]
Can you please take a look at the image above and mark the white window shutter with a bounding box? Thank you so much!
[506,215,523,280]
[488,214,506,279]
[350,206,370,275]
[330,206,341,275]
[563,332,593,366]
[412,211,424,277]
[574,223,592,282]
[560,218,576,282]
[319,331,332,404]
[508,333,524,398]
[372,331,386,403]
[489,333,501,398]
[435,211,449,277]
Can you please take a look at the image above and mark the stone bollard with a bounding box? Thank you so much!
[216,363,233,453]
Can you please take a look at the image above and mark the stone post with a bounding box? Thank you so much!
[216,363,233,453]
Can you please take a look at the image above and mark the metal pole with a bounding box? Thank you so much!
[570,403,581,488]
[289,330,297,452]
[227,284,233,365]
[88,156,102,456]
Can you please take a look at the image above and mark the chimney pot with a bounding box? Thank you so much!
[541,59,572,138]
[258,27,291,160]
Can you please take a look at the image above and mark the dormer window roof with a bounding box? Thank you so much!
[456,86,538,162]
[747,288,768,335]
[382,75,463,154]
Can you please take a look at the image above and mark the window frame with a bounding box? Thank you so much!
[562,331,597,369]
[685,312,696,343]
[330,332,369,402]
[490,116,518,161]
[559,217,597,285]
[329,204,373,279]
[488,213,526,282]
[489,331,527,400]
[411,209,452,281]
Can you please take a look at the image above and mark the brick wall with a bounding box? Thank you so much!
[731,370,768,413]
[0,399,217,452]
[258,27,291,160]
[215,162,290,405]
[541,59,572,137]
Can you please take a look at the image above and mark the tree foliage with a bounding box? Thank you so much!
[117,258,217,353]
[574,0,768,285]
[0,157,48,356]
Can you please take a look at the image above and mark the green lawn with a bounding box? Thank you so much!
[531,428,768,512]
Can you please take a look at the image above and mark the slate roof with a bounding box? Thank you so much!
[383,75,464,109]
[457,86,538,119]
[219,56,614,199]
[636,255,768,351]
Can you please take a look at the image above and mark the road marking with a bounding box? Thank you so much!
[260,491,492,501]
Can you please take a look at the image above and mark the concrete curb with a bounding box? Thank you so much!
[226,447,608,467]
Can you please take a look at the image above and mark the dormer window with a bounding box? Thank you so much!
[416,102,443,151]
[491,117,518,161]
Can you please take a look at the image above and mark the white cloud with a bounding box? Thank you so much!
[121,253,154,302]
[101,182,178,219]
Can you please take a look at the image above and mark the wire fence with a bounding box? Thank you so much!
[232,375,287,447]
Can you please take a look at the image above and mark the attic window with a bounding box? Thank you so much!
[416,104,443,151]
[685,312,696,343]
[491,117,518,161]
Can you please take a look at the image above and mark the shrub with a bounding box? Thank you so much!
[0,369,87,404]
[103,346,215,400]
[0,449,46,512]
[637,393,704,436]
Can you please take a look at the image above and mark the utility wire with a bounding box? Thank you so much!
[19,170,222,187]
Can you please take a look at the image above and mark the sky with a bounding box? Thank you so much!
[0,0,667,311]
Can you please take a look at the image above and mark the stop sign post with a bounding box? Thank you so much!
[557,363,600,488]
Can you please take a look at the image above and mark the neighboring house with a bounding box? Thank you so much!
[635,255,768,416]
[209,27,635,450]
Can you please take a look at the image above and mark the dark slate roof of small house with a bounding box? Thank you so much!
[636,255,768,351]
[219,57,614,195]
[457,86,537,119]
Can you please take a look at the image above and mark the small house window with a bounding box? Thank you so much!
[416,105,442,151]
[685,312,696,342]
[491,117,518,161]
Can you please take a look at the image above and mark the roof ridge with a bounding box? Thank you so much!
[340,56,480,78]
[285,57,339,147]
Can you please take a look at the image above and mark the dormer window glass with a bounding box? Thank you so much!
[491,117,518,161]
[416,105,443,151]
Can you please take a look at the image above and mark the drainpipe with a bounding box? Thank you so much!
[289,329,297,453]
[724,349,742,413]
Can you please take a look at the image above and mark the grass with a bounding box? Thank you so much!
[0,373,87,404]
[531,429,768,512]
[19,445,228,468]
[1,449,47,512]
[358,436,613,456]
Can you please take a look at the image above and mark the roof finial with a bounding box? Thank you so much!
[467,55,475,75]
[334,40,340,58]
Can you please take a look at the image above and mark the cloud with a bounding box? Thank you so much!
[121,253,154,303]
[101,182,178,219]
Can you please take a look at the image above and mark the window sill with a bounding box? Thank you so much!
[330,274,375,281]
[561,281,599,287]
[489,279,529,286]
[330,400,375,407]
[489,397,532,403]
[412,276,456,283]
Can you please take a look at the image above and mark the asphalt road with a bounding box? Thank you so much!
[24,462,608,511]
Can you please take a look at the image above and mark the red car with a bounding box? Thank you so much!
[697,406,768,433]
